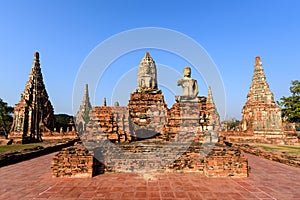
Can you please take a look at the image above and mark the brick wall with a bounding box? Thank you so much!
[51,142,104,178]
[53,138,249,178]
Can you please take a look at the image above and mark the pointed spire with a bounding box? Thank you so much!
[84,84,90,103]
[137,52,159,92]
[31,52,41,71]
[207,86,214,103]
[241,56,282,132]
[34,52,39,62]
[141,51,154,63]
[104,97,107,106]
[255,56,261,66]
[10,52,55,142]
[79,84,92,111]
[206,86,220,131]
[247,56,274,103]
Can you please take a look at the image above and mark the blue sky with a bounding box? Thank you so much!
[0,0,299,120]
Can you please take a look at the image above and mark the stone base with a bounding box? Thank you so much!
[166,99,207,137]
[128,92,168,139]
[221,131,299,145]
[73,137,249,178]
[175,95,207,103]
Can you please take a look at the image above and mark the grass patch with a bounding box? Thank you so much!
[0,143,44,154]
[255,144,300,156]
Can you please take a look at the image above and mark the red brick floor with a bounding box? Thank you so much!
[0,153,299,200]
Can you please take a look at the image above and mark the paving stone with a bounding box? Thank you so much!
[1,138,300,200]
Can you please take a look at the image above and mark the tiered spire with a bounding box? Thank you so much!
[207,86,214,103]
[247,56,275,104]
[141,52,154,63]
[10,52,55,142]
[80,84,92,111]
[206,86,220,131]
[75,84,92,134]
[241,56,282,133]
[136,52,159,93]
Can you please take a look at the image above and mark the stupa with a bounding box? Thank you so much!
[10,52,55,143]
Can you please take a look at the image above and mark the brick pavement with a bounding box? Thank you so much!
[0,153,299,200]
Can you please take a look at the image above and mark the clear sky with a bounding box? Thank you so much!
[0,0,299,120]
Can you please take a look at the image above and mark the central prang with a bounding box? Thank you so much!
[69,51,249,178]
[136,52,160,94]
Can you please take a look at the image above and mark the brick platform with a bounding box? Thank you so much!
[0,153,300,199]
[61,139,248,178]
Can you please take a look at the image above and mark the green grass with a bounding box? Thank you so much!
[255,144,300,156]
[0,143,44,154]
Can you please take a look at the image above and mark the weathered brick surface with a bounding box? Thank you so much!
[83,106,133,143]
[70,137,248,178]
[128,92,168,139]
[166,99,208,140]
[206,86,221,131]
[240,57,282,134]
[75,84,92,135]
[91,139,205,173]
[10,52,55,143]
[204,145,248,178]
[51,142,103,178]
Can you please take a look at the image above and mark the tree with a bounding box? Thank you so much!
[83,108,91,123]
[0,98,14,136]
[278,80,300,123]
[54,114,74,132]
[222,118,240,131]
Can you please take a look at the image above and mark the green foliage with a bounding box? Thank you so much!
[54,114,73,131]
[0,98,14,135]
[83,108,91,123]
[256,144,300,156]
[222,118,240,130]
[0,143,45,153]
[278,80,300,123]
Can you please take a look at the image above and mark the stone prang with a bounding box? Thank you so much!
[136,52,159,93]
[75,84,92,135]
[10,52,55,143]
[241,56,282,134]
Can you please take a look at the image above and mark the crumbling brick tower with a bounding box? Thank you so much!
[10,52,55,143]
[241,56,282,134]
[75,84,92,135]
[128,52,168,139]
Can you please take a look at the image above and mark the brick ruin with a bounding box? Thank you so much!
[52,138,248,178]
[75,84,92,135]
[206,86,221,131]
[10,52,55,143]
[128,93,168,140]
[51,142,104,178]
[9,52,77,144]
[222,56,298,144]
[241,56,282,134]
[54,52,248,178]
